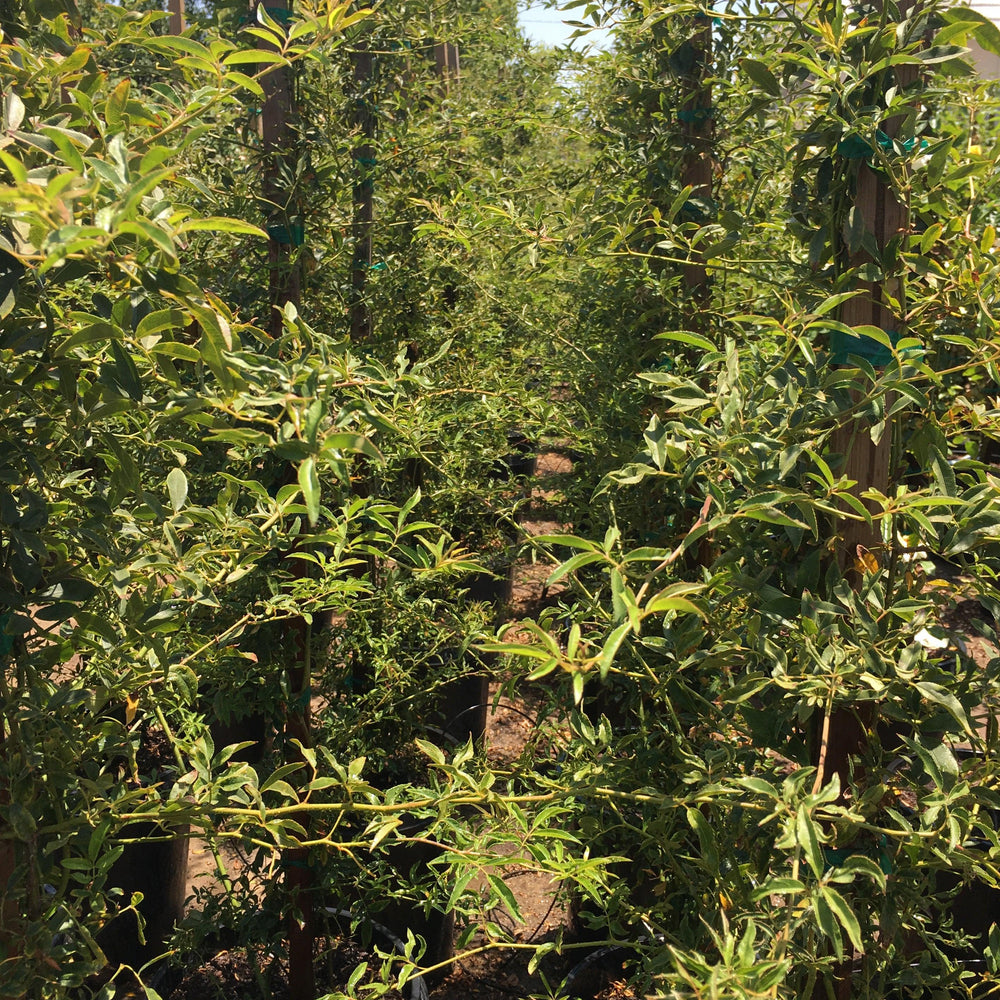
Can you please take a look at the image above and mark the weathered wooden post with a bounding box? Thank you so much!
[168,0,185,35]
[679,12,713,303]
[253,4,314,997]
[257,0,302,340]
[821,5,919,797]
[349,41,375,343]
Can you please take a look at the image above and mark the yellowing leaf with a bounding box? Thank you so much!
[854,547,879,574]
[125,692,140,725]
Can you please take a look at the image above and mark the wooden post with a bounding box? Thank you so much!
[433,41,460,95]
[350,43,375,342]
[679,14,713,301]
[257,0,302,340]
[253,4,313,998]
[167,0,185,35]
[830,153,910,572]
[821,0,918,813]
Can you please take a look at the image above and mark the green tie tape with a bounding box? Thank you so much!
[267,222,305,246]
[678,107,713,125]
[830,328,899,367]
[838,130,927,160]
[823,835,892,875]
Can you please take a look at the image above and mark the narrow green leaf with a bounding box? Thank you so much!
[821,886,863,954]
[487,873,523,922]
[177,217,269,238]
[596,621,631,679]
[414,739,445,765]
[751,877,807,900]
[811,292,858,318]
[321,432,382,462]
[654,330,716,352]
[150,342,201,363]
[298,457,320,526]
[686,807,720,874]
[814,891,844,959]
[915,681,972,735]
[797,805,824,879]
[740,57,781,96]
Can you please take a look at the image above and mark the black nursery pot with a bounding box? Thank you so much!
[935,750,1000,964]
[327,824,456,988]
[464,557,515,610]
[430,667,489,747]
[206,696,270,766]
[97,821,189,969]
[562,944,637,1000]
[378,829,456,983]
[489,432,538,485]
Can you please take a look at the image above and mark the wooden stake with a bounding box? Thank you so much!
[257,0,301,340]
[679,15,713,302]
[254,4,313,997]
[350,42,375,342]
[168,0,185,35]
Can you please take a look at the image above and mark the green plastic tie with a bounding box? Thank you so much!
[262,5,295,24]
[829,327,900,367]
[356,156,378,167]
[238,5,295,27]
[823,835,892,875]
[837,134,871,159]
[267,222,305,247]
[837,130,928,161]
[368,261,387,271]
[678,107,714,125]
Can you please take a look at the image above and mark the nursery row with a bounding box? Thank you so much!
[5,0,1000,997]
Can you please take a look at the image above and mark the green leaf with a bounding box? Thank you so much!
[686,807,720,874]
[644,582,706,618]
[177,217,269,238]
[914,681,973,735]
[797,805,824,879]
[166,467,188,513]
[117,219,176,259]
[486,873,523,921]
[814,891,844,959]
[654,330,716,352]
[136,309,188,342]
[108,340,143,401]
[821,886,863,954]
[740,58,781,96]
[3,90,25,131]
[596,621,632,679]
[751,877,806,900]
[321,432,382,462]
[811,292,859,318]
[928,447,956,498]
[298,457,320,526]
[414,739,445,765]
[546,551,606,586]
[106,79,130,129]
[150,341,201,363]
[845,206,866,254]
